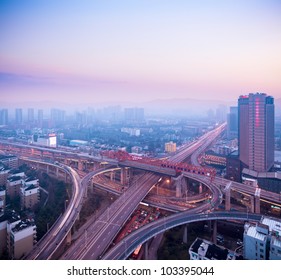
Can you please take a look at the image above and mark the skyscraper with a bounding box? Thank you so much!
[124,107,144,123]
[227,106,238,139]
[238,93,274,172]
[15,108,23,125]
[37,109,43,127]
[27,108,34,123]
[0,109,8,125]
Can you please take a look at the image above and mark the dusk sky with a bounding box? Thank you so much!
[0,0,281,108]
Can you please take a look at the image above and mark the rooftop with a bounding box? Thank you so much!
[261,217,281,236]
[24,184,38,191]
[11,219,35,233]
[0,155,17,160]
[244,224,267,242]
[7,176,22,182]
[190,238,242,260]
[25,177,37,183]
[0,165,10,172]
[0,210,21,224]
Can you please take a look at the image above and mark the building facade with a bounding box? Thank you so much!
[238,93,274,172]
[165,141,177,153]
[8,219,37,259]
[244,216,281,260]
[227,106,238,140]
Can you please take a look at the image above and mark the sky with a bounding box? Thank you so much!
[0,0,281,108]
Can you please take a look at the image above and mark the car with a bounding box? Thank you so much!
[237,240,243,246]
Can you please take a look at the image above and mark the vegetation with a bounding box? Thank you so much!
[34,172,71,240]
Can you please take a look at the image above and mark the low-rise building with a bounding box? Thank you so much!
[0,155,18,169]
[0,164,10,186]
[6,175,23,198]
[189,238,243,260]
[165,141,177,153]
[244,216,281,260]
[0,186,6,214]
[0,211,21,258]
[8,219,37,259]
[20,184,40,210]
[203,151,226,167]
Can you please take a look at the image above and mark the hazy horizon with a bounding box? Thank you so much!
[1,0,281,108]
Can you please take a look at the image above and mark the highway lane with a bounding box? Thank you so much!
[23,159,110,260]
[103,211,263,260]
[61,172,160,260]
[169,123,226,163]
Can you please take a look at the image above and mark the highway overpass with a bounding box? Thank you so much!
[103,211,262,260]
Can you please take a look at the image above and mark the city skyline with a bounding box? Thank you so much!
[1,0,281,107]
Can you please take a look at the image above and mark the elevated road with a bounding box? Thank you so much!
[103,211,262,260]
[23,158,109,260]
[169,122,226,163]
[61,172,160,260]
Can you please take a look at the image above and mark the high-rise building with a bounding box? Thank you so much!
[227,107,238,139]
[124,107,144,123]
[15,108,23,125]
[238,93,274,172]
[51,108,65,125]
[0,109,8,125]
[27,108,34,123]
[216,105,227,123]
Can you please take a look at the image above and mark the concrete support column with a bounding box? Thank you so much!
[46,165,49,174]
[224,182,232,211]
[254,188,261,214]
[250,196,255,213]
[110,171,115,181]
[78,160,83,171]
[56,167,59,177]
[120,168,129,185]
[212,220,217,244]
[183,225,188,244]
[144,242,149,260]
[66,230,72,244]
[199,183,203,194]
[176,181,182,198]
[174,174,186,198]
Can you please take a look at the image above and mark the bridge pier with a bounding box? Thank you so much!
[78,160,83,171]
[174,174,187,198]
[120,167,130,185]
[212,220,217,244]
[254,188,261,214]
[144,241,149,260]
[66,230,72,244]
[183,224,188,244]
[250,196,255,213]
[93,162,101,170]
[199,183,203,194]
[110,171,115,181]
[224,182,232,211]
